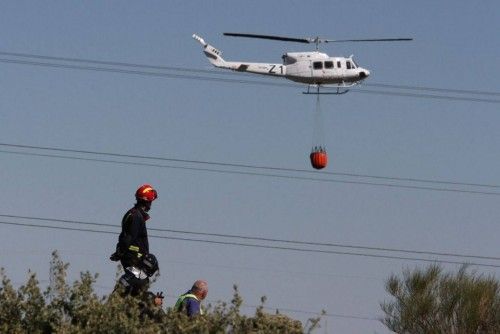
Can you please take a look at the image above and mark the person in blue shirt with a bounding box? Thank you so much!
[174,280,208,317]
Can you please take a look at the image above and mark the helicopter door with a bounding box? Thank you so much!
[311,60,324,83]
[336,59,345,82]
[344,60,356,81]
[324,60,334,77]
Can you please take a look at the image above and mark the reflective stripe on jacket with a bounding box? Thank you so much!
[174,293,203,315]
[118,206,150,255]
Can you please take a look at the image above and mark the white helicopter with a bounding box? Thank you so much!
[193,32,412,94]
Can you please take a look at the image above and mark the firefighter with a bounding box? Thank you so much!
[110,184,158,295]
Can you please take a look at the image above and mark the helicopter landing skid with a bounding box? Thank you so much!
[302,89,349,95]
[302,84,351,95]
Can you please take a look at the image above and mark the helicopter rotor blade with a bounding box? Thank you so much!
[223,33,311,44]
[323,38,413,43]
[223,33,413,45]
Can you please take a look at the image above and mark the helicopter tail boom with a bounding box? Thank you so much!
[193,34,227,68]
[193,33,286,78]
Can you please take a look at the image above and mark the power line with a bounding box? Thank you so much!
[239,303,379,321]
[2,213,500,262]
[1,150,499,197]
[1,145,500,197]
[1,49,499,97]
[0,249,381,281]
[90,288,378,321]
[163,259,383,281]
[351,88,500,104]
[2,149,500,196]
[364,82,500,97]
[2,218,498,321]
[1,55,499,104]
[166,292,378,321]
[3,148,498,194]
[5,142,499,189]
[0,50,216,74]
[2,219,500,269]
[0,58,275,86]
[2,245,357,283]
[12,281,375,321]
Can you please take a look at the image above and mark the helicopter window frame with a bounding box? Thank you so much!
[337,61,341,68]
[282,55,296,65]
[324,61,334,69]
[313,61,323,70]
[346,61,352,69]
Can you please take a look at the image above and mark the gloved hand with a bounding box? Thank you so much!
[154,291,164,307]
[109,252,121,262]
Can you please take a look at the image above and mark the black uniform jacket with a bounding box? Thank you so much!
[118,205,150,256]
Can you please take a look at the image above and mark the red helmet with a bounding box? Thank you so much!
[135,184,158,202]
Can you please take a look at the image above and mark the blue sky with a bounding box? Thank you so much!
[1,1,499,333]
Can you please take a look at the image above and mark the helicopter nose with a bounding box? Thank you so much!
[359,69,370,79]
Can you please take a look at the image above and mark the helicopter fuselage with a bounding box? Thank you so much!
[282,51,370,85]
[193,34,370,87]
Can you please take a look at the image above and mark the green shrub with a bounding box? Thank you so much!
[381,264,500,333]
[0,251,321,334]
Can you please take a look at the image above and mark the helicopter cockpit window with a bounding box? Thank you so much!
[352,60,358,68]
[346,61,352,69]
[282,55,296,65]
[313,61,323,70]
[324,61,333,69]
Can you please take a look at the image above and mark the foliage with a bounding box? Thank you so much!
[381,264,500,334]
[0,251,322,333]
